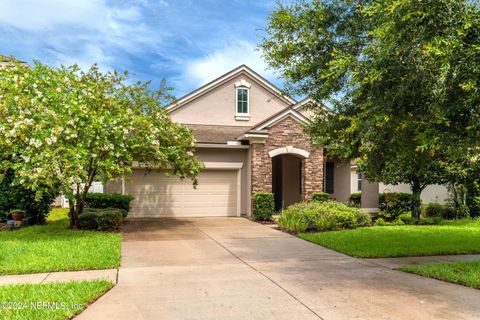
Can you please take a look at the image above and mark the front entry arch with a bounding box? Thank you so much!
[272,154,304,211]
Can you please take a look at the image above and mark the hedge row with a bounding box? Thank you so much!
[80,193,134,230]
[278,201,372,233]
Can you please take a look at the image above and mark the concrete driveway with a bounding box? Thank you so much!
[77,217,480,320]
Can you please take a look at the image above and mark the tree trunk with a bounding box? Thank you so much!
[69,201,75,229]
[69,199,80,229]
[411,179,424,222]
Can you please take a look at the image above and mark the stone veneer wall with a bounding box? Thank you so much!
[251,117,324,201]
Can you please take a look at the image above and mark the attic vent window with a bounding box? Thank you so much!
[235,80,250,120]
[237,88,248,114]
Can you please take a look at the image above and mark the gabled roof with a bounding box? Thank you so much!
[166,64,297,113]
[248,106,309,132]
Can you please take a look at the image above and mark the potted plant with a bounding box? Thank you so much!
[6,214,14,230]
[10,209,25,221]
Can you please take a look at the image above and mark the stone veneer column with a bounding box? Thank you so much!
[303,146,324,200]
[250,142,272,194]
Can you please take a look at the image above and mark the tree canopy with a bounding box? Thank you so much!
[261,0,480,218]
[0,61,203,227]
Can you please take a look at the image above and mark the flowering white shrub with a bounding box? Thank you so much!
[0,61,203,228]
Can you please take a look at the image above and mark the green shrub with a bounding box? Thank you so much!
[277,202,310,232]
[312,213,337,231]
[349,192,362,207]
[424,203,456,219]
[311,192,332,203]
[455,204,470,219]
[79,208,124,231]
[0,168,58,225]
[85,193,134,211]
[420,216,443,225]
[379,192,417,218]
[83,207,128,220]
[394,218,405,225]
[278,201,371,232]
[375,217,386,226]
[397,212,414,224]
[253,192,275,221]
[355,209,373,227]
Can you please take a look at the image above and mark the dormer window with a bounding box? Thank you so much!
[235,79,251,121]
[237,88,249,114]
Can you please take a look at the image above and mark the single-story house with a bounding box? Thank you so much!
[105,65,448,217]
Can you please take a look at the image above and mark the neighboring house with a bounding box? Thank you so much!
[103,65,446,217]
[0,54,27,67]
[55,182,104,208]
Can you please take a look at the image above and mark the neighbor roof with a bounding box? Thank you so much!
[184,124,252,144]
[0,55,26,64]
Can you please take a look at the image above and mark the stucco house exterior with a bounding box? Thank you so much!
[106,65,446,217]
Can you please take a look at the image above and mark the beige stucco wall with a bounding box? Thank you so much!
[169,73,291,126]
[348,168,450,204]
[331,161,352,203]
[379,183,449,204]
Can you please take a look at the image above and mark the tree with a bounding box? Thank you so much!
[0,61,203,228]
[261,0,480,219]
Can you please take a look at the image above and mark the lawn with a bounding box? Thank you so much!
[401,260,480,289]
[0,280,113,319]
[299,219,480,258]
[0,208,121,275]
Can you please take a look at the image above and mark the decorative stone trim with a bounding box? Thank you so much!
[234,79,251,88]
[268,146,310,159]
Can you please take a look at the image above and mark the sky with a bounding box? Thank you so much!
[0,0,286,98]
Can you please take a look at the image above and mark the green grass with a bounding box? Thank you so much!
[0,280,113,319]
[401,260,480,289]
[0,208,121,275]
[299,219,480,258]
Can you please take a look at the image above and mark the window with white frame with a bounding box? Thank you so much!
[236,87,249,114]
[357,172,363,192]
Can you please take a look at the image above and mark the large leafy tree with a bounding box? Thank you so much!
[261,0,480,219]
[0,61,203,228]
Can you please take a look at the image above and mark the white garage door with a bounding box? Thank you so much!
[126,169,238,217]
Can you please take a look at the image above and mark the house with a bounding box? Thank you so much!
[105,65,446,217]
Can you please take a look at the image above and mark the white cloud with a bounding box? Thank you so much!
[0,0,111,32]
[0,0,160,71]
[181,40,276,88]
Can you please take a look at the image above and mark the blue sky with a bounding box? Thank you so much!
[0,0,286,97]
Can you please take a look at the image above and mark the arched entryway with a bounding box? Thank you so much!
[272,154,304,211]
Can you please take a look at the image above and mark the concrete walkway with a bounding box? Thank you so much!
[368,254,480,269]
[0,269,117,285]
[76,217,480,320]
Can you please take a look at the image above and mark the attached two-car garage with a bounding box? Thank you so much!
[125,168,240,217]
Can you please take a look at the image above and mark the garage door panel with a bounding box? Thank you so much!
[131,194,236,206]
[127,169,238,217]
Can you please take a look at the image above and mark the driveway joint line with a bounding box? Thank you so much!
[40,273,50,284]
[196,226,325,320]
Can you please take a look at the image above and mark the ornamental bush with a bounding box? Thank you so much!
[85,193,134,212]
[424,203,457,219]
[79,208,125,231]
[311,192,332,203]
[0,168,58,225]
[379,192,417,218]
[349,192,362,207]
[253,192,275,221]
[278,201,371,232]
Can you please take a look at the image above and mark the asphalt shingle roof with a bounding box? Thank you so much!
[184,124,251,144]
